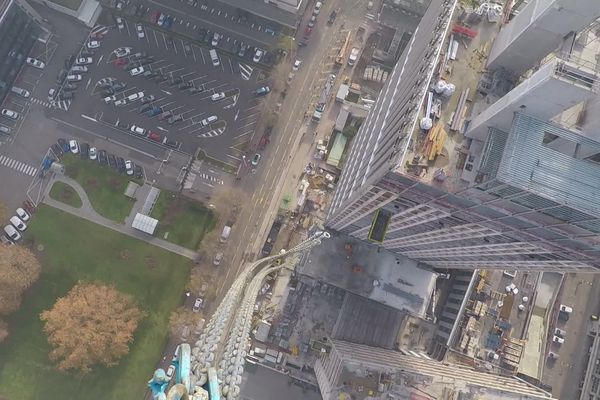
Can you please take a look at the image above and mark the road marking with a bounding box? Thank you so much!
[162,90,172,95]
[234,109,239,121]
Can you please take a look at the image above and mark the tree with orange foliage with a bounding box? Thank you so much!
[40,282,144,373]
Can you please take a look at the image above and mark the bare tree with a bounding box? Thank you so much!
[40,282,144,373]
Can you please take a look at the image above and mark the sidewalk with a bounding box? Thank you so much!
[43,175,199,260]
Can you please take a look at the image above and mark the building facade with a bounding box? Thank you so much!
[326,0,600,273]
[314,339,555,399]
[0,0,47,104]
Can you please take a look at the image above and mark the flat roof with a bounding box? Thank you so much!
[132,213,158,235]
[298,231,436,316]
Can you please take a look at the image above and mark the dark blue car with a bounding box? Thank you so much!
[163,16,173,29]
[146,106,162,117]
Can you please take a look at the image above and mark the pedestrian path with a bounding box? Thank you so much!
[0,154,37,176]
[198,173,224,185]
[50,99,72,111]
[239,63,253,81]
[30,98,52,108]
[199,127,226,138]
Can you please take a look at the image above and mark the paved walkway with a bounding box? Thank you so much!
[43,175,199,260]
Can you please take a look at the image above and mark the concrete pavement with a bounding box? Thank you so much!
[42,174,199,260]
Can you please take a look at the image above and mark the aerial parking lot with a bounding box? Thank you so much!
[54,17,272,168]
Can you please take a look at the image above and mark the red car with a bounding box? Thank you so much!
[148,131,162,142]
[150,10,161,24]
[113,58,128,67]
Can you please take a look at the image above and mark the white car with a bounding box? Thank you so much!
[76,57,93,65]
[130,125,146,136]
[16,207,30,222]
[130,66,145,76]
[136,24,145,38]
[559,304,573,313]
[213,252,224,266]
[201,115,217,126]
[166,364,176,381]
[87,40,100,49]
[211,33,220,47]
[192,297,203,312]
[89,147,97,160]
[552,335,565,344]
[114,99,127,107]
[1,109,18,119]
[211,92,225,101]
[125,160,134,175]
[127,91,145,101]
[26,57,45,69]
[3,225,21,242]
[114,47,131,58]
[116,17,124,30]
[69,140,79,154]
[292,59,302,71]
[11,87,30,98]
[253,49,264,63]
[48,88,57,101]
[104,95,117,103]
[10,216,26,231]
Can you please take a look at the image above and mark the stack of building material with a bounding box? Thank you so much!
[422,123,448,160]
[450,87,470,132]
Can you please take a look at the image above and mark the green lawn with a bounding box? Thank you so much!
[151,191,215,249]
[0,206,191,400]
[48,181,82,208]
[62,155,137,223]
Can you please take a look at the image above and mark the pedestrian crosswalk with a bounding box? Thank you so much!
[31,97,71,111]
[239,63,253,81]
[0,155,37,176]
[199,127,226,138]
[199,173,224,185]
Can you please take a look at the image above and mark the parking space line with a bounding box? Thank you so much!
[228,59,234,74]
[234,130,253,139]
[180,71,196,79]
[152,29,160,47]
[191,45,197,62]
[199,48,205,64]
[189,74,208,83]
[161,32,168,50]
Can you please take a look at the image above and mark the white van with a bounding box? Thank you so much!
[219,225,231,243]
[66,74,82,82]
[201,115,218,126]
[209,49,220,67]
[11,86,30,98]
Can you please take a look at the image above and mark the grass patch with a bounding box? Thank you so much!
[62,155,137,223]
[151,191,215,249]
[48,181,82,208]
[49,0,82,11]
[0,206,190,399]
[196,149,237,174]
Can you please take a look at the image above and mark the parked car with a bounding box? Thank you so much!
[125,160,134,175]
[89,147,97,160]
[141,95,155,104]
[201,115,217,126]
[58,138,69,152]
[16,207,30,222]
[251,153,261,166]
[148,131,161,142]
[211,92,225,101]
[559,304,573,313]
[26,57,45,69]
[157,13,166,26]
[98,150,108,166]
[162,137,180,148]
[69,140,79,154]
[11,86,30,98]
[166,364,176,381]
[238,43,247,57]
[167,114,183,125]
[10,216,26,231]
[158,111,173,121]
[150,10,161,24]
[211,32,220,47]
[127,91,145,101]
[213,252,224,266]
[104,95,117,104]
[112,82,127,92]
[255,86,271,97]
[48,88,57,101]
[66,74,82,82]
[114,99,127,107]
[76,57,93,65]
[308,15,317,28]
[80,142,90,158]
[134,165,144,179]
[116,17,125,30]
[1,109,19,119]
[253,49,264,63]
[130,125,146,136]
[108,154,117,168]
[116,157,126,172]
[554,328,566,338]
[71,65,88,73]
[552,335,565,344]
[146,107,162,117]
[130,66,145,76]
[292,59,302,71]
[87,40,100,49]
[192,297,203,312]
[3,225,21,242]
[63,83,78,91]
[136,24,145,38]
[114,47,131,58]
[0,125,10,135]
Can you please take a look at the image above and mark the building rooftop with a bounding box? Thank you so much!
[479,112,600,218]
[216,0,298,28]
[297,231,436,316]
[317,340,556,400]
